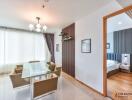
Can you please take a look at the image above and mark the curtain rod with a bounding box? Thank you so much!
[0,26,54,34]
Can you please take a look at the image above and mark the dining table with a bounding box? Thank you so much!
[22,62,51,100]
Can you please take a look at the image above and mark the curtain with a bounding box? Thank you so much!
[0,28,49,74]
[44,33,55,62]
[0,28,5,67]
[114,28,132,53]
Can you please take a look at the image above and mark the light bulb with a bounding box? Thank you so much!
[42,25,47,31]
[118,21,122,25]
[29,24,34,30]
[36,24,41,28]
[36,28,41,32]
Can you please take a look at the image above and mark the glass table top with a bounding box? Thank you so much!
[22,62,50,78]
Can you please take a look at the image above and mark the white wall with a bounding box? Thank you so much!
[75,1,122,93]
[107,32,114,53]
[54,29,62,66]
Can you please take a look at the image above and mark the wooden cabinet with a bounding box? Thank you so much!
[62,23,75,77]
[120,64,131,72]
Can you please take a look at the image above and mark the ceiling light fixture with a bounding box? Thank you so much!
[118,21,122,25]
[29,17,47,32]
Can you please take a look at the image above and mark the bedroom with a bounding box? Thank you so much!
[106,8,132,99]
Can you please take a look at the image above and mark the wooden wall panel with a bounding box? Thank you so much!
[62,23,75,77]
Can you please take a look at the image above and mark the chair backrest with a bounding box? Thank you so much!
[48,62,56,71]
[33,74,58,97]
[15,65,23,73]
[54,67,62,77]
[16,65,23,68]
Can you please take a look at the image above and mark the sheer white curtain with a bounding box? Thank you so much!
[0,28,5,67]
[0,28,50,74]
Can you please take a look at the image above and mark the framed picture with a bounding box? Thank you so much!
[56,44,59,52]
[107,43,110,49]
[81,39,91,53]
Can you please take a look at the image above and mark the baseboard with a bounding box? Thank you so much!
[76,78,103,96]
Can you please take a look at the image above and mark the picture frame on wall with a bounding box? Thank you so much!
[81,39,91,53]
[56,44,59,52]
[107,43,110,49]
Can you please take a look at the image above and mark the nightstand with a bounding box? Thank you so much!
[120,64,131,73]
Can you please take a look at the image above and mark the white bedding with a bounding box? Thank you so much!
[107,60,120,73]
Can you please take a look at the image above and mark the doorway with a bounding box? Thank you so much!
[103,5,132,99]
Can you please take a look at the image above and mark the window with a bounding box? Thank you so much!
[0,28,49,73]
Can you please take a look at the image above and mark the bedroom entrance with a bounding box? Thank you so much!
[103,5,132,100]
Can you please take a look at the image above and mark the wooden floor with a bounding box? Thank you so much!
[107,72,132,100]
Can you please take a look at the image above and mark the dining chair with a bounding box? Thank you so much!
[33,74,58,98]
[47,62,56,72]
[10,65,30,88]
[54,67,62,77]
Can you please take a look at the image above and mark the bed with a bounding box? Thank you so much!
[107,60,120,77]
[107,60,120,72]
[107,53,121,77]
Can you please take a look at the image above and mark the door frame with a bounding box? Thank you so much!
[103,5,132,96]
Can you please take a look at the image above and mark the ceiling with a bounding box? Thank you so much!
[107,12,132,33]
[116,0,132,7]
[0,0,112,32]
[107,0,132,33]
